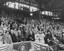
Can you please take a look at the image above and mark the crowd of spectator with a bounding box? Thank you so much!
[0,16,64,49]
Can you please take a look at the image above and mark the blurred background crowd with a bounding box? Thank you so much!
[1,0,64,51]
[0,16,64,45]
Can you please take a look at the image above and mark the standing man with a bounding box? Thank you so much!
[44,31,54,51]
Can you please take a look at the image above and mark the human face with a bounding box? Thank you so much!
[0,30,3,36]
